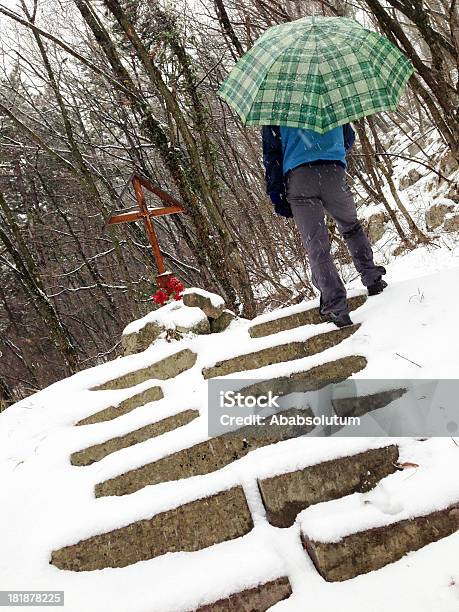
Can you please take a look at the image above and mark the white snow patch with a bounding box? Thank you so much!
[123,300,209,335]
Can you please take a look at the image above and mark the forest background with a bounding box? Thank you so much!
[0,0,458,404]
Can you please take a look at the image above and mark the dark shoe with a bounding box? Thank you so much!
[319,293,325,316]
[325,312,353,328]
[368,278,388,296]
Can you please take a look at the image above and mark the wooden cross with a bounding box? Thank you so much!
[107,174,186,287]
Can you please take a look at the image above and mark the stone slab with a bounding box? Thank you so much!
[71,409,199,466]
[239,355,368,398]
[51,487,253,571]
[258,445,399,528]
[203,325,360,379]
[183,291,225,319]
[121,320,164,356]
[332,388,407,418]
[194,577,292,611]
[210,309,235,333]
[176,315,210,335]
[92,348,197,391]
[302,504,459,582]
[249,295,366,338]
[76,385,163,426]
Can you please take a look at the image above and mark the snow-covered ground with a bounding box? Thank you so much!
[1,242,459,611]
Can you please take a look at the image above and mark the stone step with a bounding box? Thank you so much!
[332,388,407,418]
[92,348,197,391]
[202,325,360,379]
[76,385,164,426]
[258,445,399,528]
[239,354,368,398]
[95,408,316,498]
[302,503,459,582]
[194,577,292,611]
[51,486,253,571]
[71,409,199,466]
[95,355,367,498]
[122,320,164,356]
[249,295,366,339]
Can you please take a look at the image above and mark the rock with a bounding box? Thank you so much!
[443,214,459,232]
[175,307,211,335]
[407,141,423,156]
[425,202,455,231]
[399,168,422,190]
[195,577,292,611]
[438,151,458,175]
[121,320,164,356]
[210,309,235,333]
[76,384,163,426]
[121,302,212,354]
[71,409,199,466]
[258,445,399,528]
[177,317,211,334]
[366,213,387,244]
[92,348,197,391]
[51,487,253,571]
[446,184,458,202]
[249,295,366,339]
[183,288,225,319]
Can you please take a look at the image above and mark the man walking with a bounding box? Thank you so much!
[262,124,387,328]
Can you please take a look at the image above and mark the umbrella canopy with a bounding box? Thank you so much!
[217,16,413,133]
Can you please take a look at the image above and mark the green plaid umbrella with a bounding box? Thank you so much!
[217,16,413,133]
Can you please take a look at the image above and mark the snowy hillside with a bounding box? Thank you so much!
[1,244,459,612]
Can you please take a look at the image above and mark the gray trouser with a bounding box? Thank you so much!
[287,163,385,315]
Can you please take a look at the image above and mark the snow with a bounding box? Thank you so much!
[122,300,207,336]
[122,287,226,338]
[1,248,459,611]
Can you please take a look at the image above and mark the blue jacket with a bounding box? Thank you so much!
[280,125,348,174]
[261,124,355,215]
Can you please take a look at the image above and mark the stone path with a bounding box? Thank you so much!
[50,293,458,610]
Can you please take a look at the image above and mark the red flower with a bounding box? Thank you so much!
[151,276,184,306]
[165,276,185,300]
[152,288,168,305]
